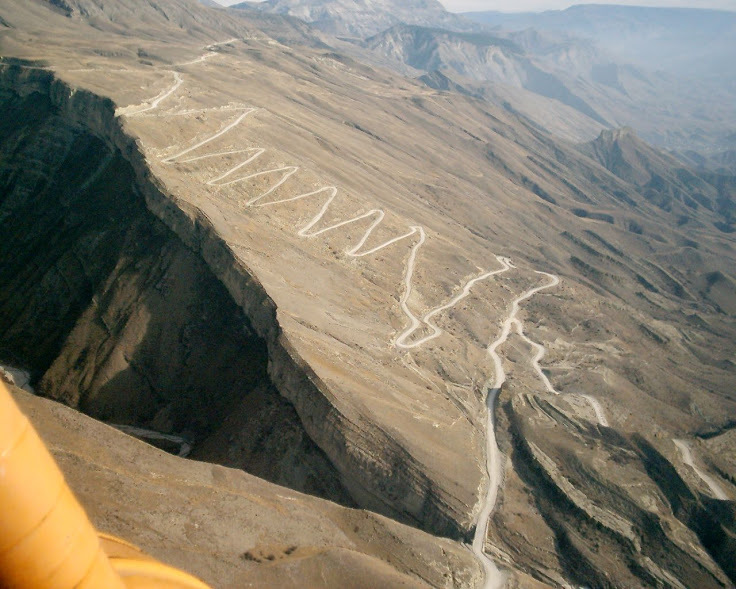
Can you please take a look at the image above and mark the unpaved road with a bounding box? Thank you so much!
[123,70,520,357]
[111,424,192,458]
[581,394,609,427]
[673,439,729,500]
[396,256,513,349]
[472,270,560,589]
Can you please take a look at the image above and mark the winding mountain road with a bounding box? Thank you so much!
[174,38,238,67]
[116,71,183,117]
[395,256,513,349]
[673,439,729,500]
[471,270,560,589]
[120,68,522,357]
[116,52,598,589]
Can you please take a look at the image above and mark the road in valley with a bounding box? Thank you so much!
[0,364,33,393]
[471,270,560,589]
[674,439,729,500]
[110,424,193,458]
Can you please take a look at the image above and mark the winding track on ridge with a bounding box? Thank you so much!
[116,43,607,589]
[118,58,527,355]
[673,439,729,500]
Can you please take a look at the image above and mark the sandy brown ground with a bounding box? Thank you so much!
[12,386,481,588]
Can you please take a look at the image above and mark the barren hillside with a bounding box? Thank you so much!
[0,0,734,587]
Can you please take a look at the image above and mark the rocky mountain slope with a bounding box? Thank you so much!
[0,0,735,587]
[365,25,609,126]
[460,5,736,157]
[363,22,736,154]
[676,149,736,176]
[580,128,736,235]
[35,0,254,41]
[234,0,476,38]
[235,0,736,156]
[464,5,736,81]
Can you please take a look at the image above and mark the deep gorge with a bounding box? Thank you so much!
[0,63,490,542]
[0,69,354,507]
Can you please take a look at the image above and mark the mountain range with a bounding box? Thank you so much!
[0,0,734,587]
[233,0,477,38]
[464,4,736,80]
[233,0,736,156]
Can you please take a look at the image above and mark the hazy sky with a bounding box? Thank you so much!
[219,0,736,11]
[437,0,736,11]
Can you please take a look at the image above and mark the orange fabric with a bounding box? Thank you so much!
[111,560,212,589]
[100,536,212,588]
[0,381,125,589]
[0,382,212,589]
[99,534,156,561]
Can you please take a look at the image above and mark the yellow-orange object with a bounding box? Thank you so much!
[0,381,211,589]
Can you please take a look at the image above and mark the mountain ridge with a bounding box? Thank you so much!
[580,127,736,235]
[233,0,480,38]
[463,4,736,80]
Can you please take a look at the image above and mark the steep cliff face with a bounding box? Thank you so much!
[0,68,352,506]
[0,65,472,538]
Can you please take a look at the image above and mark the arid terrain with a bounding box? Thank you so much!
[0,0,734,587]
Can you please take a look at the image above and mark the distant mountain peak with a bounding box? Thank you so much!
[599,126,638,141]
[241,0,478,38]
